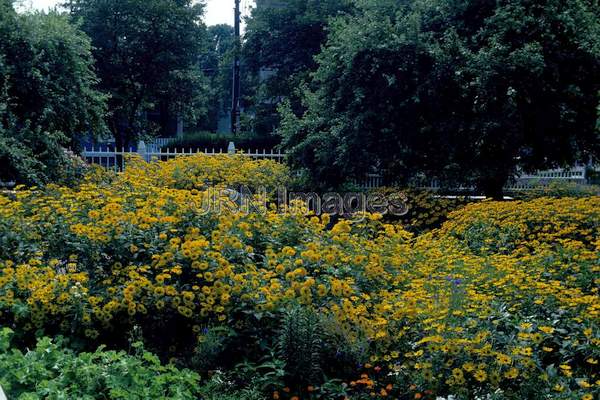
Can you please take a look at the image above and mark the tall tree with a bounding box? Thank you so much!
[67,0,209,147]
[242,0,354,135]
[198,24,235,132]
[280,0,600,197]
[1,1,106,185]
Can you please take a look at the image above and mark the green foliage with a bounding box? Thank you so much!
[0,5,106,185]
[0,121,90,186]
[279,0,600,197]
[459,220,521,256]
[198,24,235,132]
[164,131,281,151]
[235,352,287,394]
[0,9,106,141]
[242,0,354,135]
[197,371,266,400]
[0,327,202,399]
[68,0,209,147]
[277,306,324,386]
[0,124,47,186]
[191,326,236,371]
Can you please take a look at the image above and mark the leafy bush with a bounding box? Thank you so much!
[197,371,266,400]
[0,8,106,186]
[0,124,47,186]
[0,327,202,399]
[0,122,89,187]
[124,153,289,193]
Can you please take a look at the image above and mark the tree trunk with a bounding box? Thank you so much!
[480,175,508,200]
[110,118,128,171]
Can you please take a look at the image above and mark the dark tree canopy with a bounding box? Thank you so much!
[67,0,209,147]
[279,0,600,197]
[198,24,235,132]
[0,1,106,185]
[242,0,354,135]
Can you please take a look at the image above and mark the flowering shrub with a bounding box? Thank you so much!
[0,156,598,399]
[373,187,472,233]
[122,153,290,192]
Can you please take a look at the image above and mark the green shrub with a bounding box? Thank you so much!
[197,371,266,400]
[0,327,202,399]
[0,8,106,187]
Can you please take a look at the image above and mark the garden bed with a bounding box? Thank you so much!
[0,155,598,399]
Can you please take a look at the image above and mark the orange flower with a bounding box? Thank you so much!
[272,391,280,400]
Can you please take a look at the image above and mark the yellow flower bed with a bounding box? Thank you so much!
[0,155,598,399]
[120,153,291,191]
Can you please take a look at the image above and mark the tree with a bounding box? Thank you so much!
[279,0,600,197]
[242,0,354,135]
[197,24,235,132]
[67,0,209,147]
[457,0,600,197]
[1,1,106,185]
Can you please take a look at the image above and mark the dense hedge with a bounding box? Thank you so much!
[162,132,281,152]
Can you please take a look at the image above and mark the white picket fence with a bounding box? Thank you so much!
[83,140,591,191]
[414,166,589,192]
[83,141,285,171]
[354,167,590,190]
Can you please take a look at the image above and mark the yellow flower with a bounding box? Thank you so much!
[462,362,475,372]
[538,326,554,334]
[473,369,487,382]
[504,368,519,380]
[495,353,511,365]
[553,384,564,393]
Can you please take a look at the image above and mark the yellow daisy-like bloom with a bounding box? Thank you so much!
[474,369,487,382]
[496,353,511,365]
[504,368,519,380]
